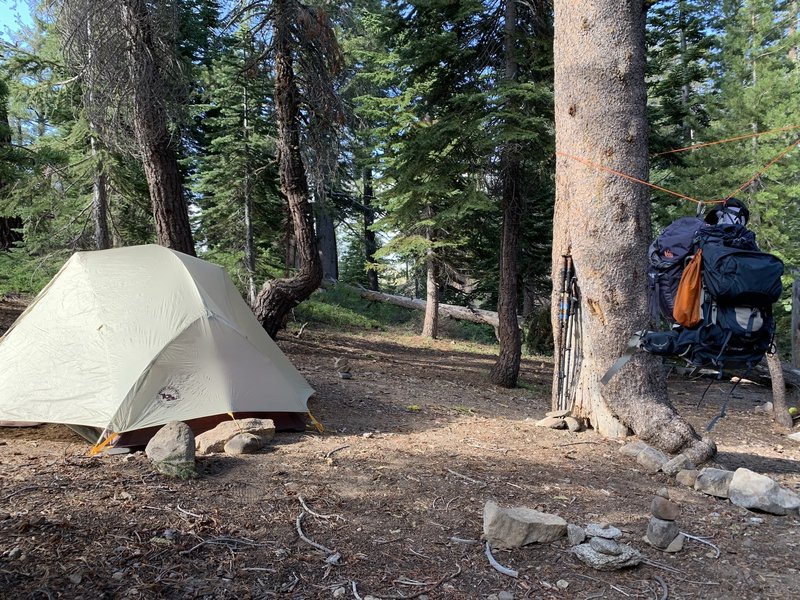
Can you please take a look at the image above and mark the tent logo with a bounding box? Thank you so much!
[156,386,181,406]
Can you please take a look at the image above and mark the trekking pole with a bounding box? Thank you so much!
[558,256,574,410]
[556,255,571,409]
[561,262,577,410]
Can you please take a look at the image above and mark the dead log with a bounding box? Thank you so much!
[323,282,520,330]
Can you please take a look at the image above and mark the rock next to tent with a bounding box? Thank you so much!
[195,418,276,454]
[145,421,196,479]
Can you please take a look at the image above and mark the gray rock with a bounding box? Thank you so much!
[585,523,622,540]
[589,537,622,555]
[483,500,567,548]
[546,409,570,418]
[573,543,641,571]
[619,441,648,458]
[564,417,582,432]
[651,496,680,521]
[145,421,196,479]
[664,533,685,553]
[787,431,800,443]
[566,524,586,546]
[8,547,21,560]
[728,468,800,516]
[676,469,699,487]
[662,454,695,477]
[338,372,353,380]
[333,587,346,598]
[646,517,679,549]
[534,416,566,429]
[224,433,264,455]
[754,401,774,414]
[497,592,514,600]
[636,446,670,473]
[694,468,734,498]
[655,487,670,499]
[195,418,275,454]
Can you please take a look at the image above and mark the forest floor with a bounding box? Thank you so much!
[1,296,800,599]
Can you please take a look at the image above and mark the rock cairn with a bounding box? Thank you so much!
[645,488,684,552]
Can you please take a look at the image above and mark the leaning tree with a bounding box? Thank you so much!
[551,0,715,463]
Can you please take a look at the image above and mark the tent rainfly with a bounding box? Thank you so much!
[0,245,314,446]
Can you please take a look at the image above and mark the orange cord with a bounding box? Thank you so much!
[650,124,800,157]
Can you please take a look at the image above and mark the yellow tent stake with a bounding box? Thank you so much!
[89,432,119,456]
[227,411,244,433]
[308,411,324,433]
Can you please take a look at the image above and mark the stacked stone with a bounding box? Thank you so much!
[645,488,684,552]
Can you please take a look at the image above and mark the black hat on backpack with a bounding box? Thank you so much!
[705,198,750,226]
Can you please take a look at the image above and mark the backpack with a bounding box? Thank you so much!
[647,216,705,324]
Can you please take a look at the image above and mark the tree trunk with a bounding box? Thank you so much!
[363,167,379,291]
[421,242,439,338]
[0,84,21,251]
[313,190,339,281]
[120,0,195,256]
[767,349,793,429]
[552,0,714,463]
[253,0,322,339]
[490,0,523,388]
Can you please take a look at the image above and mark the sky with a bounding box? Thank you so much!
[0,0,32,43]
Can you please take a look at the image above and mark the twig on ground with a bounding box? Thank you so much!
[379,564,462,599]
[324,445,349,459]
[557,441,601,447]
[2,485,39,501]
[180,536,270,555]
[446,468,485,485]
[296,512,336,556]
[484,542,518,578]
[449,536,479,545]
[352,581,363,600]
[572,573,631,597]
[295,322,308,338]
[680,531,721,558]
[653,575,668,600]
[176,505,203,519]
[299,495,344,521]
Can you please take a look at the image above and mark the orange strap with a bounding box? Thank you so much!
[650,124,800,157]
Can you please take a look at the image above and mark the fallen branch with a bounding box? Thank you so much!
[298,495,344,521]
[445,468,485,486]
[295,512,336,557]
[379,564,462,599]
[351,581,364,600]
[680,531,720,558]
[653,575,668,600]
[484,542,518,578]
[324,445,349,459]
[176,505,203,519]
[295,322,308,338]
[180,536,269,555]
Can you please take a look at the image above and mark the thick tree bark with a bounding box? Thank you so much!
[767,350,793,429]
[253,0,322,339]
[363,167,379,291]
[552,0,714,463]
[120,0,195,256]
[0,86,21,251]
[313,190,339,281]
[421,234,439,338]
[490,0,523,388]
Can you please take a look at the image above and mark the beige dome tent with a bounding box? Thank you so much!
[0,245,314,447]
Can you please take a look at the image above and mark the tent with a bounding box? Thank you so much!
[0,245,314,446]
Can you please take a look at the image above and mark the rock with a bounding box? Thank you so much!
[589,537,622,555]
[8,546,21,559]
[69,573,83,585]
[224,433,264,455]
[694,468,735,498]
[497,592,514,600]
[787,431,800,443]
[145,421,196,479]
[564,417,582,432]
[534,416,566,429]
[195,418,275,454]
[651,496,680,521]
[567,524,586,546]
[636,446,670,473]
[662,454,694,477]
[728,468,800,516]
[655,487,670,499]
[556,579,570,590]
[333,587,346,598]
[646,517,680,549]
[573,542,641,571]
[585,523,622,540]
[619,441,649,458]
[676,469,699,487]
[483,500,567,548]
[664,533,685,553]
[338,372,353,380]
[112,571,124,581]
[546,409,570,418]
[753,401,774,414]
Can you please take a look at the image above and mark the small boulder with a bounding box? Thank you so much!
[145,421,196,479]
[619,441,648,458]
[787,432,800,443]
[589,537,622,556]
[534,416,566,429]
[224,433,264,455]
[564,417,583,432]
[585,523,622,540]
[694,468,734,498]
[728,468,800,516]
[636,446,670,474]
[195,418,275,454]
[483,500,567,548]
[566,524,586,546]
[573,542,641,571]
[546,409,570,418]
[651,496,680,521]
[646,517,679,549]
[664,533,685,553]
[676,469,699,487]
[662,454,694,477]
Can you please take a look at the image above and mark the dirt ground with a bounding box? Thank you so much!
[1,298,800,599]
